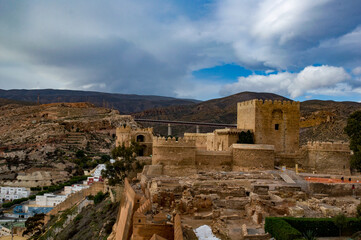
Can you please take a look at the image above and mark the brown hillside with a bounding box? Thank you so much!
[0,102,136,185]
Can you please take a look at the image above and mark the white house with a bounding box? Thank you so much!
[0,225,11,237]
[35,194,67,207]
[92,164,106,177]
[0,187,30,201]
[64,184,89,195]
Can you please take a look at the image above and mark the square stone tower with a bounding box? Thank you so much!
[237,99,300,154]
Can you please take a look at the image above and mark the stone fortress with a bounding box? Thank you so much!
[109,99,358,240]
[116,99,351,176]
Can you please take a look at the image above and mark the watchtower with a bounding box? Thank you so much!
[237,99,300,154]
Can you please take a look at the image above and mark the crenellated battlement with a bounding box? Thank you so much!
[237,99,300,108]
[116,125,153,133]
[306,141,350,151]
[153,136,196,147]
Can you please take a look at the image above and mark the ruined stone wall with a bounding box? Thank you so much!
[237,100,300,154]
[44,182,105,224]
[152,137,197,176]
[301,141,351,175]
[195,150,232,171]
[132,224,174,240]
[231,144,274,170]
[309,182,361,196]
[184,133,208,150]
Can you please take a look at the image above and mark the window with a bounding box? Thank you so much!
[275,124,279,130]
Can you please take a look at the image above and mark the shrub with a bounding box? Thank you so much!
[265,217,302,240]
[93,191,106,204]
[266,217,361,238]
[357,202,361,218]
[285,217,339,237]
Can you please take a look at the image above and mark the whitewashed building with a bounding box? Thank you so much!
[92,164,106,177]
[0,187,30,201]
[35,194,67,207]
[0,225,11,237]
[64,184,89,195]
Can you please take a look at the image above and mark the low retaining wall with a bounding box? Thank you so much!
[44,182,105,224]
[309,182,361,197]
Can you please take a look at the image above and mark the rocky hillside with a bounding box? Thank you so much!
[133,92,361,144]
[0,97,34,107]
[0,89,199,114]
[0,102,136,186]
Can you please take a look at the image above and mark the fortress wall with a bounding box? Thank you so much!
[195,150,232,171]
[301,142,351,175]
[238,99,300,154]
[44,182,105,224]
[152,137,196,166]
[174,214,184,240]
[275,153,303,168]
[206,133,215,151]
[114,178,140,240]
[152,137,197,176]
[184,133,208,150]
[231,144,274,170]
[237,100,256,130]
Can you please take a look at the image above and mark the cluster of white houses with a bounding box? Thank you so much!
[0,187,30,202]
[0,163,106,220]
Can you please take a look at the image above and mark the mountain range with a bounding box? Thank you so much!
[1,89,360,144]
[0,89,199,114]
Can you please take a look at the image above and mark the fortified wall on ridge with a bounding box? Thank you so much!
[116,99,351,175]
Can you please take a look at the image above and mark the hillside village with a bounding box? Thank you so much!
[0,94,361,239]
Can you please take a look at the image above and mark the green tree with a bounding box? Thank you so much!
[345,111,361,171]
[102,142,140,185]
[237,130,254,144]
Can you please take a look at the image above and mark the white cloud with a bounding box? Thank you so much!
[220,65,351,98]
[0,1,361,100]
[353,67,361,75]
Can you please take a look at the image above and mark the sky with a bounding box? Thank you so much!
[0,0,361,101]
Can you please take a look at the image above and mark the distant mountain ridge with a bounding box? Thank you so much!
[0,89,200,114]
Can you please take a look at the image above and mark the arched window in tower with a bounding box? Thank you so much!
[136,135,145,142]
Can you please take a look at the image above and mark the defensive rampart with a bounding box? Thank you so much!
[114,178,141,240]
[195,150,232,171]
[184,133,208,150]
[231,144,274,171]
[301,141,351,175]
[152,137,197,176]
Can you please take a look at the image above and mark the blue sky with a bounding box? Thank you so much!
[0,0,361,101]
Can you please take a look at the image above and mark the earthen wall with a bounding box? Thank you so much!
[114,178,140,240]
[231,144,274,170]
[174,214,184,240]
[301,142,351,175]
[184,133,207,150]
[132,224,174,240]
[195,150,232,171]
